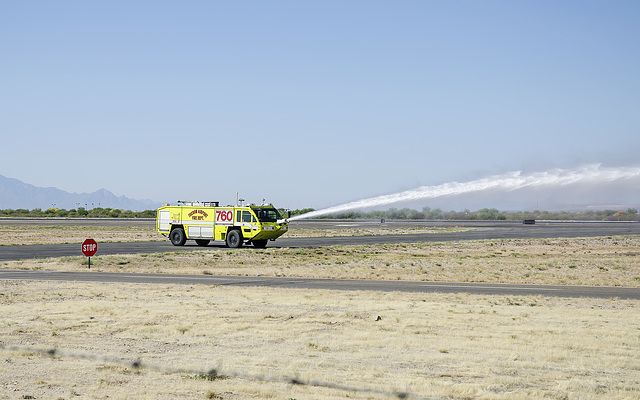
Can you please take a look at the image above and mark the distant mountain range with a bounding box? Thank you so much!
[0,174,160,211]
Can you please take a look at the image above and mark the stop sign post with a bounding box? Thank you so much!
[82,238,98,269]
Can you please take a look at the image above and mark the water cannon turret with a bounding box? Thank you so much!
[277,210,291,225]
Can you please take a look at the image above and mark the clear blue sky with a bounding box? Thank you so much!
[2,1,639,210]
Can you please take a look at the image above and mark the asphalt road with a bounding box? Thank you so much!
[1,220,639,262]
[1,219,639,299]
[1,269,638,300]
[0,217,153,227]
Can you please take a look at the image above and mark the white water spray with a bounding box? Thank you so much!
[290,164,640,220]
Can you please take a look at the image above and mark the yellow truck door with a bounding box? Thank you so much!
[238,210,258,239]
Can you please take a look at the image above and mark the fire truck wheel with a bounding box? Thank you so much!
[195,239,210,246]
[226,230,243,248]
[170,228,187,246]
[252,240,268,248]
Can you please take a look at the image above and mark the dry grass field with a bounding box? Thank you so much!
[283,225,472,238]
[2,282,639,400]
[0,225,162,245]
[1,224,640,399]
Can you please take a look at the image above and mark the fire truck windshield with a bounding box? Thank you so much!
[254,207,282,222]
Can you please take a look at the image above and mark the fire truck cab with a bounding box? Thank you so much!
[156,201,288,248]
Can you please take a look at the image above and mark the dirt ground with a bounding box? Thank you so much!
[1,281,639,400]
[1,226,640,399]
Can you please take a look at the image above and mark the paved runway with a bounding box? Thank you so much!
[1,219,639,299]
[1,269,638,300]
[1,220,639,262]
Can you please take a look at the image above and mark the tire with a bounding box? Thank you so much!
[252,239,268,248]
[195,239,210,246]
[226,229,243,248]
[170,228,186,246]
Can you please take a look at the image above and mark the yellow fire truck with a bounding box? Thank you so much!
[157,201,288,248]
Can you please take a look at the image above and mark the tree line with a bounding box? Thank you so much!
[1,206,638,221]
[287,206,640,222]
[0,207,155,218]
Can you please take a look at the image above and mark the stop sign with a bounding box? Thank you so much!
[82,238,98,257]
